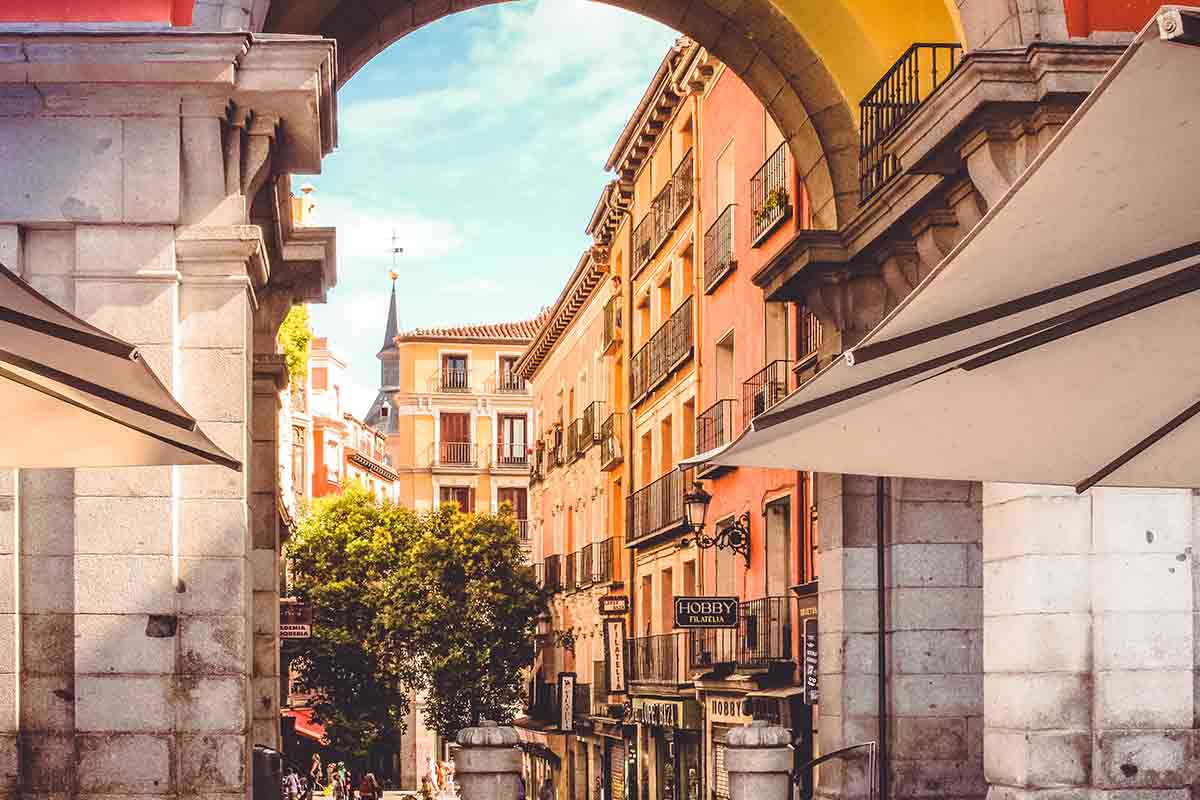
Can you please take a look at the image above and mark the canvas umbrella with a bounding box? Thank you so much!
[0,262,240,470]
[688,7,1200,492]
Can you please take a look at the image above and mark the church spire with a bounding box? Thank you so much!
[380,272,400,353]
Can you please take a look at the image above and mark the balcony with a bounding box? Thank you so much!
[437,367,470,393]
[751,143,792,245]
[687,595,798,671]
[695,398,738,478]
[633,149,694,277]
[796,305,823,365]
[600,412,623,472]
[517,519,530,544]
[628,632,687,685]
[564,549,576,590]
[572,682,592,720]
[630,295,694,405]
[527,677,559,722]
[575,544,594,590]
[627,467,692,545]
[579,401,604,455]
[603,295,622,355]
[529,446,545,484]
[544,554,562,592]
[860,42,963,204]
[703,204,736,293]
[742,360,793,429]
[434,441,479,468]
[495,372,527,394]
[546,429,565,470]
[493,442,529,470]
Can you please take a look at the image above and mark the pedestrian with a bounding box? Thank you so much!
[418,777,434,800]
[284,767,302,800]
[310,755,324,792]
[364,772,381,800]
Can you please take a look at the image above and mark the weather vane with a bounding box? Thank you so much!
[390,228,403,283]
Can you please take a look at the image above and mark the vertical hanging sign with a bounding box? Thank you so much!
[604,618,628,694]
[559,671,575,732]
[802,617,819,704]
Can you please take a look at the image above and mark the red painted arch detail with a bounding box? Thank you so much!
[1063,0,1193,36]
[0,0,192,25]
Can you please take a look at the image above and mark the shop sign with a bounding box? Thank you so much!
[604,618,627,694]
[673,596,738,629]
[599,594,630,615]
[280,601,312,638]
[630,697,697,729]
[707,696,752,725]
[559,672,575,732]
[803,617,819,704]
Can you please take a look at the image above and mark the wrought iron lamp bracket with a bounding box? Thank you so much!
[681,511,751,567]
[553,629,576,653]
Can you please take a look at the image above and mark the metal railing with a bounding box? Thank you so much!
[534,561,545,588]
[494,442,528,468]
[564,550,576,590]
[634,149,694,276]
[495,372,527,393]
[567,419,583,462]
[438,367,470,393]
[797,305,823,362]
[742,359,793,429]
[794,742,879,800]
[697,398,739,455]
[687,595,798,670]
[751,143,790,244]
[630,295,694,404]
[603,295,622,354]
[436,441,477,467]
[576,544,594,590]
[594,537,613,584]
[580,401,604,454]
[600,412,623,471]
[517,519,530,542]
[572,682,592,719]
[628,632,685,684]
[547,429,564,470]
[530,446,544,484]
[627,467,692,544]
[860,42,963,203]
[544,554,562,592]
[704,205,736,292]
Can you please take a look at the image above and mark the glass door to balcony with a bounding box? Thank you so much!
[441,353,468,392]
[440,412,471,465]
[498,414,527,465]
[440,485,473,512]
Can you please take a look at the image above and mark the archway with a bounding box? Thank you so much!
[263,0,966,228]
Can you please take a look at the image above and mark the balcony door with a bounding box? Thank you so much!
[499,355,522,391]
[498,487,527,520]
[498,414,527,464]
[440,412,470,464]
[442,353,468,391]
[440,485,473,513]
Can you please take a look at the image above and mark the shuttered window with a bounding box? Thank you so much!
[713,725,734,800]
[609,741,625,800]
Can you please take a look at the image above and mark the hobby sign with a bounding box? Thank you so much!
[673,596,739,629]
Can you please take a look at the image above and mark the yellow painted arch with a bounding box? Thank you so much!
[770,0,963,121]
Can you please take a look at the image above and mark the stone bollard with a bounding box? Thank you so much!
[452,720,523,800]
[725,720,794,800]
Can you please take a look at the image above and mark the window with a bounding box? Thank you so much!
[499,355,523,391]
[311,367,327,391]
[716,141,735,214]
[640,430,653,486]
[380,405,390,418]
[441,354,468,391]
[659,567,674,633]
[765,497,791,596]
[765,301,789,362]
[640,574,653,635]
[498,487,528,520]
[716,332,736,401]
[765,109,784,159]
[498,414,528,463]
[714,515,738,596]
[683,559,697,596]
[324,439,340,483]
[440,412,471,465]
[797,305,823,362]
[440,485,474,512]
[659,415,673,475]
[682,400,695,459]
[679,244,694,298]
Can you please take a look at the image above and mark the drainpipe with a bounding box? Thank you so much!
[876,476,888,800]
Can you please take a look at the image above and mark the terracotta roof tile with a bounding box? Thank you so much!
[401,308,551,342]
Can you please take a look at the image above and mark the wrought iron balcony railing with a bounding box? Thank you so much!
[546,429,564,470]
[579,401,604,455]
[594,537,613,584]
[567,418,583,462]
[633,149,694,276]
[687,595,798,670]
[750,142,791,245]
[742,359,793,429]
[797,305,823,363]
[860,42,963,203]
[517,519,530,543]
[436,441,478,467]
[704,204,736,293]
[529,446,544,484]
[627,467,692,544]
[495,372,527,393]
[564,548,576,590]
[628,632,686,684]
[696,398,739,455]
[603,294,622,355]
[630,295,693,405]
[493,442,528,469]
[576,543,594,590]
[438,367,470,393]
[543,554,562,592]
[600,412,623,471]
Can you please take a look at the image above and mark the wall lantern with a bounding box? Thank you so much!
[680,481,751,566]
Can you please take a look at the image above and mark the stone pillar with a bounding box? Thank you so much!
[0,470,14,800]
[452,721,522,800]
[725,721,794,800]
[982,485,1196,800]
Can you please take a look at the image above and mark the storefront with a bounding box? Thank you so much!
[631,697,702,800]
[702,692,754,800]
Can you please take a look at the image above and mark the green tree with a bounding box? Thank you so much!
[278,304,312,383]
[376,504,545,738]
[285,483,418,757]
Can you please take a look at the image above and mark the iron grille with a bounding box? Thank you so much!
[704,205,736,292]
[742,360,793,429]
[750,142,791,244]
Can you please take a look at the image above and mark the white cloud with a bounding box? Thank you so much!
[305,193,464,266]
[442,278,502,296]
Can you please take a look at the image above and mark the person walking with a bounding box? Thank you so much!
[363,772,381,800]
[310,755,324,794]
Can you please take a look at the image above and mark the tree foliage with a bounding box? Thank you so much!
[286,489,545,751]
[278,304,312,383]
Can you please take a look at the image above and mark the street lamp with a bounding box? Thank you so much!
[679,481,751,566]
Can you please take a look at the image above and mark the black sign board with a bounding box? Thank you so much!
[673,596,738,629]
[599,594,630,616]
[558,672,575,732]
[803,617,819,704]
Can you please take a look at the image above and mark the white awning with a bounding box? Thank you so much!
[701,8,1200,491]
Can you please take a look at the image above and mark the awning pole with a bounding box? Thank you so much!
[1074,396,1200,493]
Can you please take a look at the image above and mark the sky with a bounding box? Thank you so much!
[306,0,679,418]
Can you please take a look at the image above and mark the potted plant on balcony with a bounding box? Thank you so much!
[754,186,790,227]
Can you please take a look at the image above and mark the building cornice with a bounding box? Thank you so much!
[515,246,610,381]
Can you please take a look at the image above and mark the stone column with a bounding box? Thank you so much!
[452,721,522,800]
[982,485,1196,800]
[725,721,794,800]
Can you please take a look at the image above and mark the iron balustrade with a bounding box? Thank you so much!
[534,562,545,588]
[704,205,736,292]
[527,679,556,721]
[600,412,623,471]
[633,149,694,275]
[438,441,476,466]
[494,442,528,467]
[579,401,604,453]
[495,372,526,393]
[567,419,583,462]
[543,555,562,592]
[530,447,544,483]
[576,543,594,589]
[628,632,684,684]
[742,359,794,429]
[860,42,962,203]
[439,367,470,393]
[630,295,694,404]
[572,682,592,719]
[564,550,576,590]
[517,519,530,543]
[547,429,564,470]
[750,143,791,244]
[595,537,614,584]
[697,398,739,454]
[603,295,622,354]
[687,595,798,670]
[797,305,823,362]
[627,467,692,544]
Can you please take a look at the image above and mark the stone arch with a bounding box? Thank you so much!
[262,0,857,228]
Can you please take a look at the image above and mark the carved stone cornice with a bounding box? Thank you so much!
[515,249,611,380]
